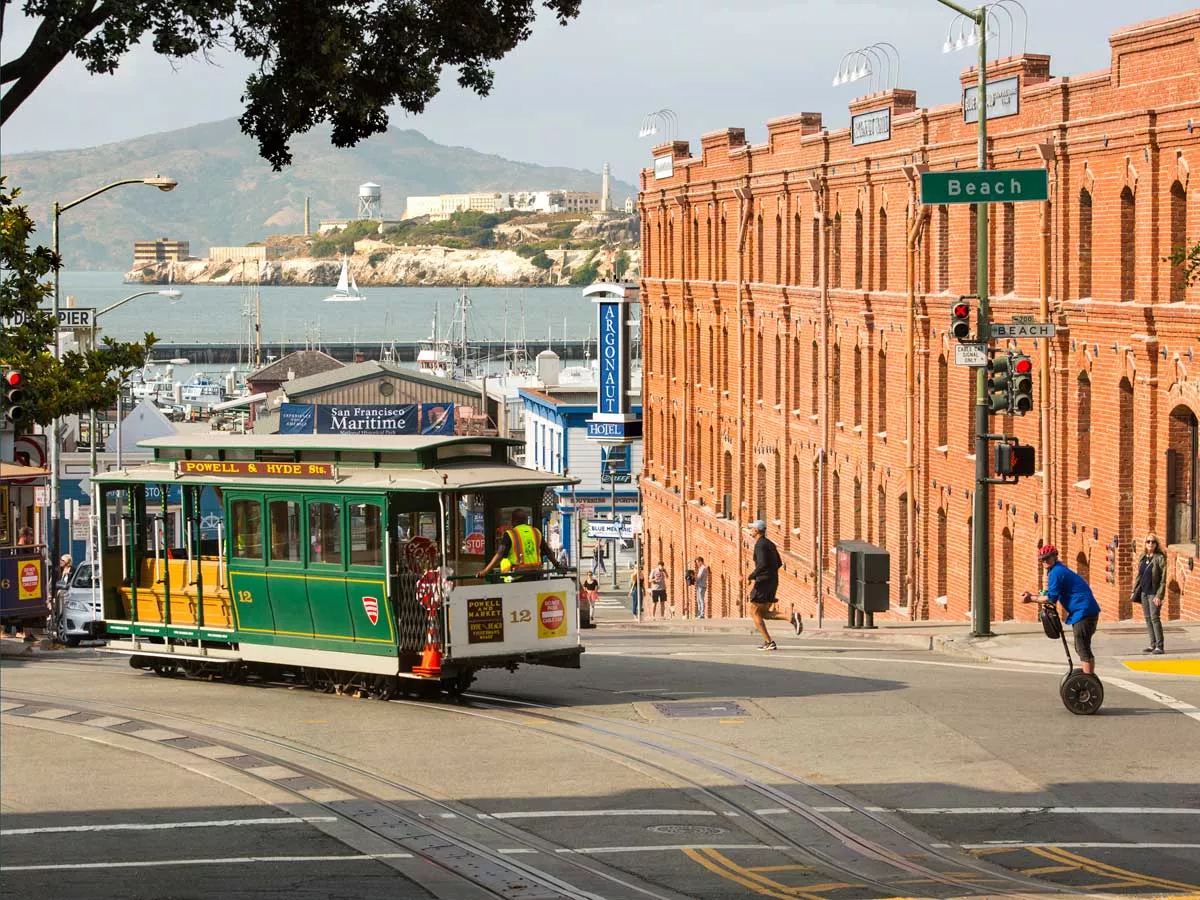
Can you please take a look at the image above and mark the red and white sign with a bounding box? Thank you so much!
[361,596,379,626]
[404,536,438,572]
[537,592,566,638]
[18,561,41,600]
[10,435,47,484]
[464,531,485,555]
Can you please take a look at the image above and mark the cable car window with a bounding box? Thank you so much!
[231,500,263,559]
[269,500,301,562]
[458,493,486,557]
[349,502,383,567]
[309,502,342,565]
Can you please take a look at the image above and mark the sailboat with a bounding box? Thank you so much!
[323,256,363,302]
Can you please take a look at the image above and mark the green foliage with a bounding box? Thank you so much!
[0,180,155,428]
[613,249,630,280]
[569,260,600,285]
[1,1,582,170]
[546,220,581,240]
[309,219,380,257]
[1167,240,1200,287]
[382,209,516,250]
[368,251,388,267]
[530,250,553,270]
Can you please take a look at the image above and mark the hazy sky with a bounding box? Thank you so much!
[2,1,1193,183]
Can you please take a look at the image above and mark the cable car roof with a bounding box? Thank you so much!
[135,434,522,452]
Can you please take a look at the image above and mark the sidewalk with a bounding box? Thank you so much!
[591,589,1200,670]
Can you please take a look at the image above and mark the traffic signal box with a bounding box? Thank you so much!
[2,369,26,427]
[986,352,1013,414]
[995,441,1035,478]
[950,297,973,340]
[1010,353,1033,414]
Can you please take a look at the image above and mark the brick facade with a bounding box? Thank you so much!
[637,12,1200,624]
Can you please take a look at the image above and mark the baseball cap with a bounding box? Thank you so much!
[749,520,766,532]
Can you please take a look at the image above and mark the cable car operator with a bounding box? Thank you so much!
[477,510,563,580]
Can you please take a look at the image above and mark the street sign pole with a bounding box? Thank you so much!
[936,0,994,637]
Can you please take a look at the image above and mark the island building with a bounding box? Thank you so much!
[132,238,190,266]
[403,190,602,221]
[637,10,1199,624]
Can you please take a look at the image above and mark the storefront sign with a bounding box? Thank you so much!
[851,107,891,145]
[317,404,417,434]
[963,75,1020,124]
[653,155,674,179]
[467,596,505,644]
[279,403,315,434]
[177,460,335,479]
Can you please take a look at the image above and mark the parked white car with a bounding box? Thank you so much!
[58,562,102,647]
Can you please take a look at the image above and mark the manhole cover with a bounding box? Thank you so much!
[653,701,747,718]
[647,824,728,836]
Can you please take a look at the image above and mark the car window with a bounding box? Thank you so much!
[71,564,99,588]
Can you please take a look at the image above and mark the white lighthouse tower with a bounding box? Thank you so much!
[600,163,612,213]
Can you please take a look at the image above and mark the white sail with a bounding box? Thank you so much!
[323,255,362,302]
[335,257,350,293]
[349,272,359,293]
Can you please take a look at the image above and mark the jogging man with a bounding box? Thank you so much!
[747,520,783,651]
[1022,544,1101,675]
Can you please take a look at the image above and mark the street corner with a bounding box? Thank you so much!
[1120,657,1200,677]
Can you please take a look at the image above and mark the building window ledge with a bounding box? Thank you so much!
[836,421,844,431]
[876,430,888,441]
[935,445,949,456]
[1167,542,1196,558]
[1074,478,1091,497]
[774,404,783,412]
[853,424,863,434]
[809,414,819,424]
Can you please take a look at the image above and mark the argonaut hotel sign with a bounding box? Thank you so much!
[584,282,641,442]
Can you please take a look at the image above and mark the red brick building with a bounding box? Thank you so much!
[637,11,1199,624]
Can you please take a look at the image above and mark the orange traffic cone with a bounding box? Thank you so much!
[412,616,442,677]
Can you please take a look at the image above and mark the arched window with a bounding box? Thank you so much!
[937,205,949,290]
[877,208,888,291]
[936,508,948,600]
[877,347,887,434]
[811,340,820,416]
[937,354,948,447]
[811,217,820,287]
[705,216,713,280]
[719,214,728,281]
[853,478,863,539]
[792,456,801,530]
[1170,182,1187,304]
[707,325,714,386]
[792,335,802,412]
[1120,187,1136,301]
[1077,373,1092,483]
[755,214,764,282]
[691,216,699,278]
[667,218,674,280]
[756,463,767,522]
[793,212,802,285]
[756,329,764,406]
[774,334,782,407]
[877,484,887,550]
[854,345,863,426]
[723,450,733,517]
[831,344,842,423]
[1001,202,1015,294]
[774,455,781,524]
[1079,188,1093,299]
[832,212,843,288]
[899,493,909,606]
[832,471,841,542]
[854,208,864,290]
[774,213,782,283]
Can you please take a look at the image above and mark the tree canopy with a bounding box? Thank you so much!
[1,179,154,427]
[1,0,581,169]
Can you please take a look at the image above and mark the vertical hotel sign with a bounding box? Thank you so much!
[584,283,641,443]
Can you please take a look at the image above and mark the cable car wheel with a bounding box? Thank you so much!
[1059,670,1104,715]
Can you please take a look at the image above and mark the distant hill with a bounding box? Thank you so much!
[3,119,638,270]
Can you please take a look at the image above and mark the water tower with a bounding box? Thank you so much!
[358,182,382,220]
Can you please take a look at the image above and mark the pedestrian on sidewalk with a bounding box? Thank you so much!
[1131,533,1167,654]
[1022,544,1101,675]
[694,556,709,619]
[628,569,644,618]
[649,561,669,618]
[747,520,782,651]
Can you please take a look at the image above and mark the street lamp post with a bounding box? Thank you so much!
[936,0,992,635]
[48,176,177,586]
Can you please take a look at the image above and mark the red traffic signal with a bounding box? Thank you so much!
[950,297,973,340]
[3,368,27,425]
[1013,356,1033,375]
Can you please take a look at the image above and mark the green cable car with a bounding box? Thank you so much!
[95,434,581,697]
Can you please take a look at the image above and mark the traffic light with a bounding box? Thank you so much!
[950,297,973,340]
[986,351,1013,414]
[2,369,26,426]
[1010,352,1033,415]
[995,441,1036,478]
[1104,538,1118,584]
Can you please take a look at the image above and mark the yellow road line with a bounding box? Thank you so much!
[1122,658,1200,676]
[748,865,816,873]
[682,849,800,899]
[1019,864,1075,875]
[1033,846,1200,892]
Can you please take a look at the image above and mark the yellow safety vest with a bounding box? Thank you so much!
[505,524,542,571]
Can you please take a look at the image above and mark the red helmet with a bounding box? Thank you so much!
[1038,544,1058,561]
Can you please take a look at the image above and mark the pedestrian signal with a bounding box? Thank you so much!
[986,352,1013,414]
[2,369,26,425]
[950,298,973,340]
[995,441,1035,478]
[1010,353,1033,415]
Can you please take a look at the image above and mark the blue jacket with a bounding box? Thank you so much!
[1046,562,1101,625]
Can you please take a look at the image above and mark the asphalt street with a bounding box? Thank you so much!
[2,631,1198,899]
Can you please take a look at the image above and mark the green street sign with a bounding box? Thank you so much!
[921,169,1048,205]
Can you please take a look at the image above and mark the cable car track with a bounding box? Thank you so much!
[3,682,1068,899]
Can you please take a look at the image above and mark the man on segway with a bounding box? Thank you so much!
[1022,544,1101,675]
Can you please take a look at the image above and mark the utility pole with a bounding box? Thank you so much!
[936,0,993,636]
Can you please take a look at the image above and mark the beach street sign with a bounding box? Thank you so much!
[921,169,1048,205]
[989,321,1056,339]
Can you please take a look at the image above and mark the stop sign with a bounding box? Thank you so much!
[465,532,485,555]
[19,562,39,593]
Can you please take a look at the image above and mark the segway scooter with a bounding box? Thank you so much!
[1039,600,1104,715]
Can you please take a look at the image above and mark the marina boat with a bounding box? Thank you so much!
[179,372,228,409]
[127,365,177,406]
[323,256,363,302]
